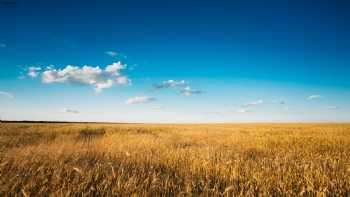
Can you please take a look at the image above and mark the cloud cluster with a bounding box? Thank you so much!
[124,80,201,107]
[0,43,6,48]
[0,91,14,99]
[42,62,130,92]
[126,96,156,104]
[307,95,322,100]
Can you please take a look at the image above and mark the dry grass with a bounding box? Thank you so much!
[0,123,350,196]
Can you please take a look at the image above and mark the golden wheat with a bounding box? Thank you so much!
[0,123,349,196]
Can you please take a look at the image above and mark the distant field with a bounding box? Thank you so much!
[0,123,349,196]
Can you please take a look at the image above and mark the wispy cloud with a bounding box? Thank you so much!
[0,91,14,99]
[180,86,202,96]
[105,51,117,57]
[307,95,322,100]
[41,61,130,92]
[28,66,41,78]
[241,100,263,108]
[0,43,6,48]
[60,108,79,114]
[153,80,187,90]
[126,96,156,104]
[153,80,202,96]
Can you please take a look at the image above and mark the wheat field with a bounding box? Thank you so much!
[0,123,349,196]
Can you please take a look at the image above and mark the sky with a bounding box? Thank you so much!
[0,0,349,123]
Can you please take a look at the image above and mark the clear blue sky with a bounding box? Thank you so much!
[0,0,349,122]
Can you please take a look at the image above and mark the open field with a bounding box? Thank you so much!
[0,123,350,196]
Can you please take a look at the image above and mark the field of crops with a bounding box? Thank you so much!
[0,123,349,196]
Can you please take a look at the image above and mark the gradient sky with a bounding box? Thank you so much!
[0,0,349,123]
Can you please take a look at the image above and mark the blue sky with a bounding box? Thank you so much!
[0,0,349,122]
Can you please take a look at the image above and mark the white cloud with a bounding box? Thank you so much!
[241,100,263,108]
[105,62,125,74]
[60,108,79,114]
[307,95,322,100]
[116,76,131,85]
[95,79,113,93]
[153,80,187,89]
[126,96,156,104]
[41,61,130,92]
[42,65,102,84]
[0,43,6,48]
[180,86,202,96]
[28,66,41,78]
[105,51,117,57]
[0,91,14,99]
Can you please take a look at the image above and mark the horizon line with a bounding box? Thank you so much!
[1,120,350,125]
